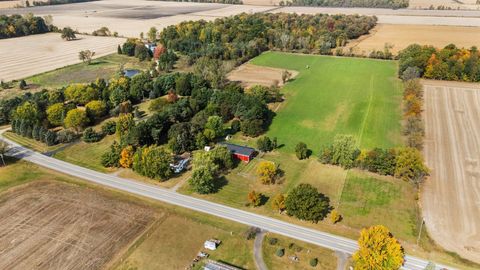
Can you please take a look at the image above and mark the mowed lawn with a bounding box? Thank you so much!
[250,52,403,152]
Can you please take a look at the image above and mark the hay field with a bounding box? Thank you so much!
[249,52,403,153]
[0,181,157,270]
[346,24,480,55]
[422,80,480,264]
[0,33,124,82]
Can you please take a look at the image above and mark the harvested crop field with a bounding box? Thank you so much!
[422,80,480,264]
[0,181,157,270]
[0,0,274,37]
[409,0,480,10]
[346,24,480,55]
[0,1,20,9]
[227,63,298,88]
[0,33,124,82]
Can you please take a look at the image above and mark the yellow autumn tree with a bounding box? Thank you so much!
[119,145,134,168]
[353,225,404,270]
[271,193,286,212]
[330,210,342,224]
[256,161,277,184]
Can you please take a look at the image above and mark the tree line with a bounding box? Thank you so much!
[0,14,52,39]
[318,134,429,186]
[399,44,480,82]
[281,0,409,8]
[159,13,377,62]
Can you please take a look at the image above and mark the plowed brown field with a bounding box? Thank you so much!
[0,181,157,270]
[422,80,480,264]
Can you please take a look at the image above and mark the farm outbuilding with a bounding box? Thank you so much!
[220,143,256,163]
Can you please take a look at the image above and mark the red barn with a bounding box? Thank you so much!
[221,143,256,163]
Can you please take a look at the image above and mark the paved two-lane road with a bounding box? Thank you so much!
[0,134,453,270]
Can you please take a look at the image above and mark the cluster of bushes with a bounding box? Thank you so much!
[256,136,278,152]
[402,79,425,150]
[399,44,480,82]
[120,38,154,61]
[0,14,52,39]
[160,13,377,62]
[281,0,408,8]
[92,26,117,37]
[319,135,429,185]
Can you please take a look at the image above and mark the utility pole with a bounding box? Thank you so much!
[417,218,425,246]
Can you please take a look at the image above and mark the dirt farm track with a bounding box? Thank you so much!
[422,80,480,264]
[0,181,156,270]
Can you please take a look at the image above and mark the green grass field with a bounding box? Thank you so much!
[250,52,403,153]
[53,135,116,173]
[25,54,150,89]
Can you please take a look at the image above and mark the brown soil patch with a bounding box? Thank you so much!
[346,24,480,55]
[0,181,158,270]
[227,63,298,88]
[422,79,480,264]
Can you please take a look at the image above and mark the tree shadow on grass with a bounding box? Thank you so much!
[88,60,108,66]
[213,176,228,193]
[259,193,270,207]
[1,156,21,167]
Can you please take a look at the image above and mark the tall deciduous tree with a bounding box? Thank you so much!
[61,27,76,41]
[13,101,39,125]
[46,103,65,126]
[256,161,277,184]
[394,147,429,185]
[248,190,262,207]
[285,183,330,223]
[271,193,286,212]
[353,225,404,270]
[64,108,88,132]
[331,134,359,169]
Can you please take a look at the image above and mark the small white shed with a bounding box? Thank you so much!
[204,240,217,250]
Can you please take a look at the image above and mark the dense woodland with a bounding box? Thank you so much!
[0,14,52,39]
[159,13,377,61]
[281,0,408,8]
[399,44,480,82]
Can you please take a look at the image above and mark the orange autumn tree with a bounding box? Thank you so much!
[247,190,261,207]
[353,225,404,270]
[120,145,134,168]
